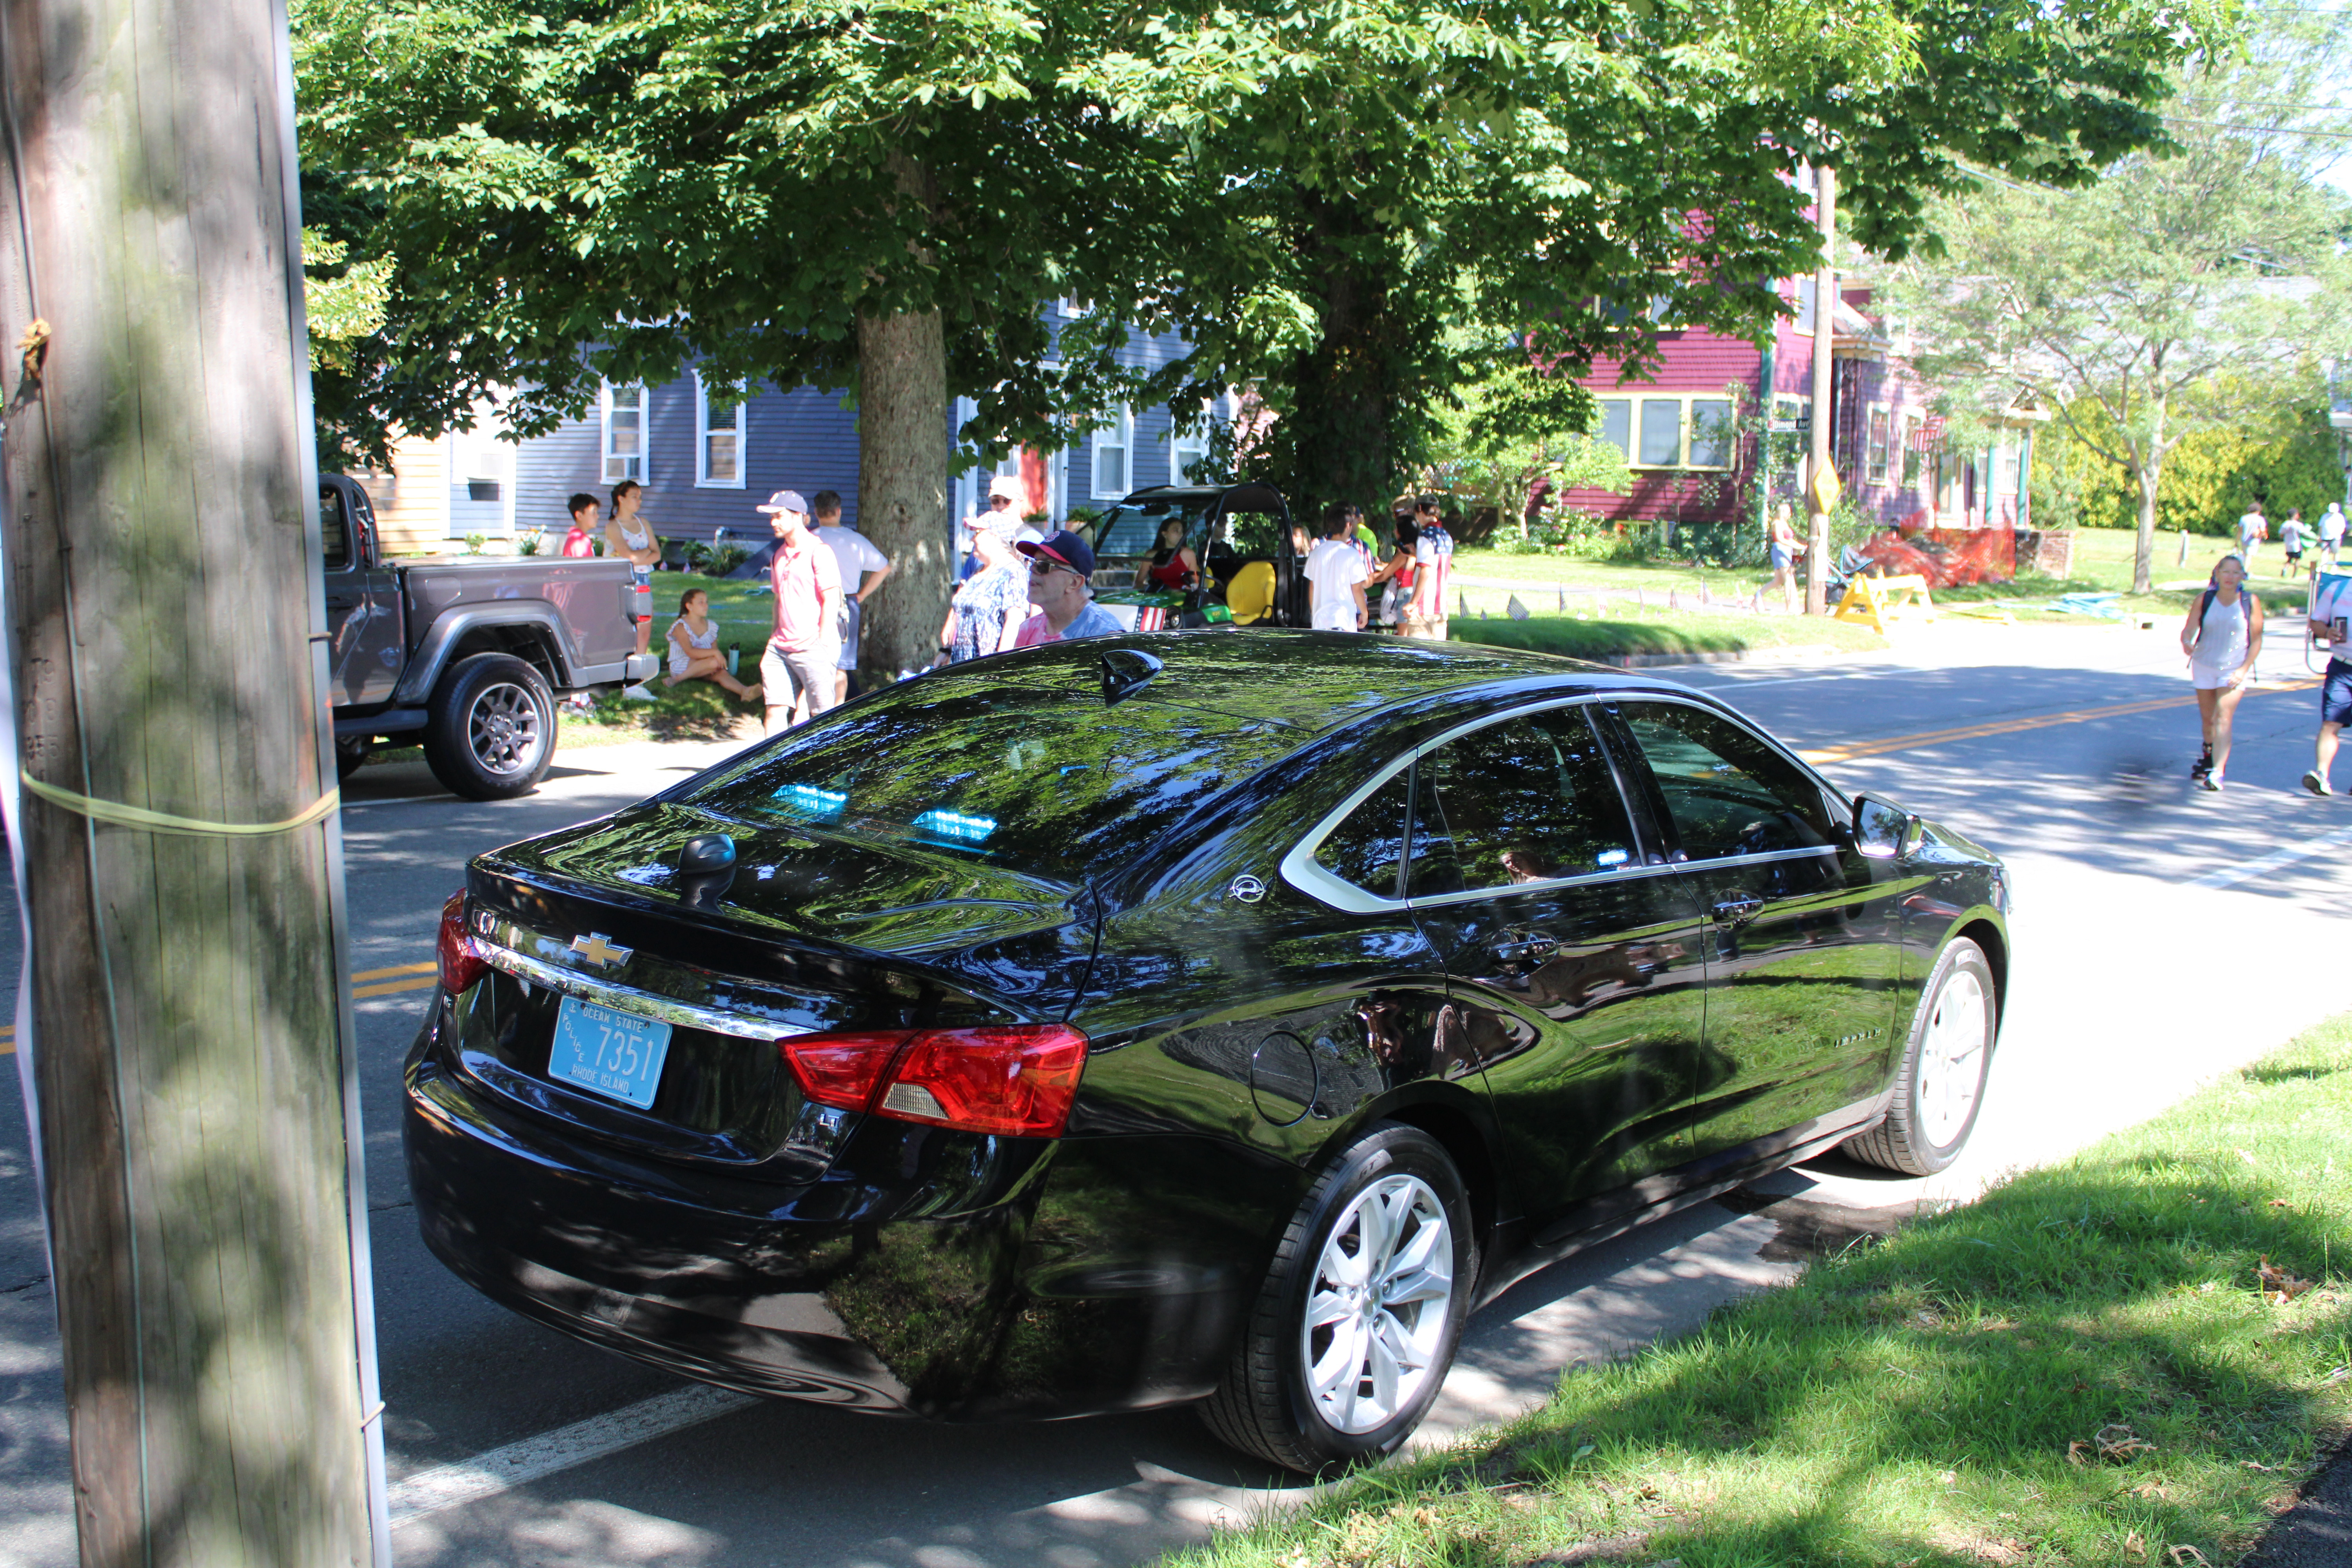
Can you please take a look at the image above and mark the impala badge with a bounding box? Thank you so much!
[570,932,632,969]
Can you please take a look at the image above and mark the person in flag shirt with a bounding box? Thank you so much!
[1399,494,1453,640]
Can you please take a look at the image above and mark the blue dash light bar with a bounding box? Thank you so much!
[913,809,997,845]
[775,783,849,820]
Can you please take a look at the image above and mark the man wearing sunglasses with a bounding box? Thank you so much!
[1014,530,1124,646]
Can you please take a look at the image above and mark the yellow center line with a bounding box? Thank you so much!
[1798,679,2321,766]
[353,974,439,999]
[353,961,438,983]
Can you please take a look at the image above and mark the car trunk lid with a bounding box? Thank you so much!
[448,804,1096,1178]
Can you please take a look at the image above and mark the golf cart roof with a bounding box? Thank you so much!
[1116,484,1289,514]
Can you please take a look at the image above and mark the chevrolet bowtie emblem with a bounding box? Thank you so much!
[570,932,632,969]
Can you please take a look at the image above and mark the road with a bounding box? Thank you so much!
[3,612,2348,1568]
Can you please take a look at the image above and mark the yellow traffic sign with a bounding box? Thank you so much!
[1808,460,1843,515]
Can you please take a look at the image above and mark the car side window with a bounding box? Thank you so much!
[1314,768,1412,898]
[1615,702,1833,861]
[1412,708,1637,894]
[320,484,350,572]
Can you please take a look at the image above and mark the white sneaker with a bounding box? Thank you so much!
[620,684,657,702]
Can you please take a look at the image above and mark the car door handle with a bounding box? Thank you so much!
[1711,895,1764,926]
[1490,934,1559,964]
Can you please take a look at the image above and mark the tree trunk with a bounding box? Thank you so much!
[2132,400,2167,595]
[855,306,949,684]
[2132,459,2162,595]
[0,0,382,1561]
[1285,189,1413,518]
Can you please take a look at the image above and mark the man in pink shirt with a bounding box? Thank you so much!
[757,489,843,736]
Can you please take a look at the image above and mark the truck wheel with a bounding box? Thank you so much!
[422,653,555,801]
[334,738,370,780]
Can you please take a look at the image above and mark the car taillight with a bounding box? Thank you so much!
[437,891,488,995]
[779,1025,1089,1139]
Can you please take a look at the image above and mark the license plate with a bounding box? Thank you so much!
[547,994,673,1110]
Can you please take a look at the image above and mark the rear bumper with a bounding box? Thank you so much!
[403,1020,1250,1420]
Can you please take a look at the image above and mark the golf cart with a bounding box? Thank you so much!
[1091,483,1307,629]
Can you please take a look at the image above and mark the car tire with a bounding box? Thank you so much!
[1199,1122,1476,1475]
[422,653,555,802]
[334,737,370,780]
[1843,938,1998,1176]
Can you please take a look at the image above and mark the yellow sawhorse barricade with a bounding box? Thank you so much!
[1832,572,1938,634]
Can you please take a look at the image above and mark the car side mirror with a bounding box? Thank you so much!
[1852,795,1916,860]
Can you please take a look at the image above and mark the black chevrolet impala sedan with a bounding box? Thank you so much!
[405,633,2010,1471]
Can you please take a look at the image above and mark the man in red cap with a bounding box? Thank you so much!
[757,489,843,735]
[1014,530,1124,646]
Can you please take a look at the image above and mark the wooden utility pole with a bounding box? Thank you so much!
[1806,164,1838,616]
[0,0,385,1563]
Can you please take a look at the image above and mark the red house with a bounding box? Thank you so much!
[1552,275,2037,541]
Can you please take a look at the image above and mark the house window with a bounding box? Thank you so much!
[1595,399,1632,459]
[1791,278,1818,336]
[602,382,648,484]
[1899,411,1926,490]
[694,373,746,488]
[446,414,516,537]
[1865,404,1892,485]
[1603,395,1742,471]
[1637,401,1683,466]
[1687,398,1734,468]
[1090,406,1132,499]
[1168,400,1214,485]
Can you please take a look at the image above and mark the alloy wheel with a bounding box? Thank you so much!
[467,682,543,777]
[1301,1173,1455,1435]
[1915,967,1989,1147]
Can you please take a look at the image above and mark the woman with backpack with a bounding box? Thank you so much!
[2181,554,2263,791]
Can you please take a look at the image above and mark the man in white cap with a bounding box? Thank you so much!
[755,489,842,736]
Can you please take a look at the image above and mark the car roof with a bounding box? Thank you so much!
[968,629,1682,736]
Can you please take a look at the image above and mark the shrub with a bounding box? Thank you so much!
[515,533,541,557]
[703,544,749,577]
[461,532,487,555]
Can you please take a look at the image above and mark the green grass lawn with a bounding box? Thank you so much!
[1452,607,1887,661]
[1447,528,2280,629]
[1162,1012,2352,1568]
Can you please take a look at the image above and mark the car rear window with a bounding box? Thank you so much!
[681,675,1303,882]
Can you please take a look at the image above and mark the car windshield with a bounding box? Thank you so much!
[681,672,1304,882]
[1094,496,1219,558]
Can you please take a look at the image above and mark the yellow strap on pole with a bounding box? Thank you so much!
[21,771,338,837]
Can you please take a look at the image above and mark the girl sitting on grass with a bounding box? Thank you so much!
[664,588,762,702]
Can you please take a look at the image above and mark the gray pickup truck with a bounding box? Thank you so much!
[323,473,658,800]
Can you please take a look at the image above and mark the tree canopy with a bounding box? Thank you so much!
[293,0,1174,466]
[294,0,2223,672]
[1893,4,2352,590]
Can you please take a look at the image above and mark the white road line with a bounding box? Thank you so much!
[387,1384,758,1526]
[2187,824,2352,891]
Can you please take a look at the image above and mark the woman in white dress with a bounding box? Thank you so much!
[663,588,762,701]
[2181,554,2263,792]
